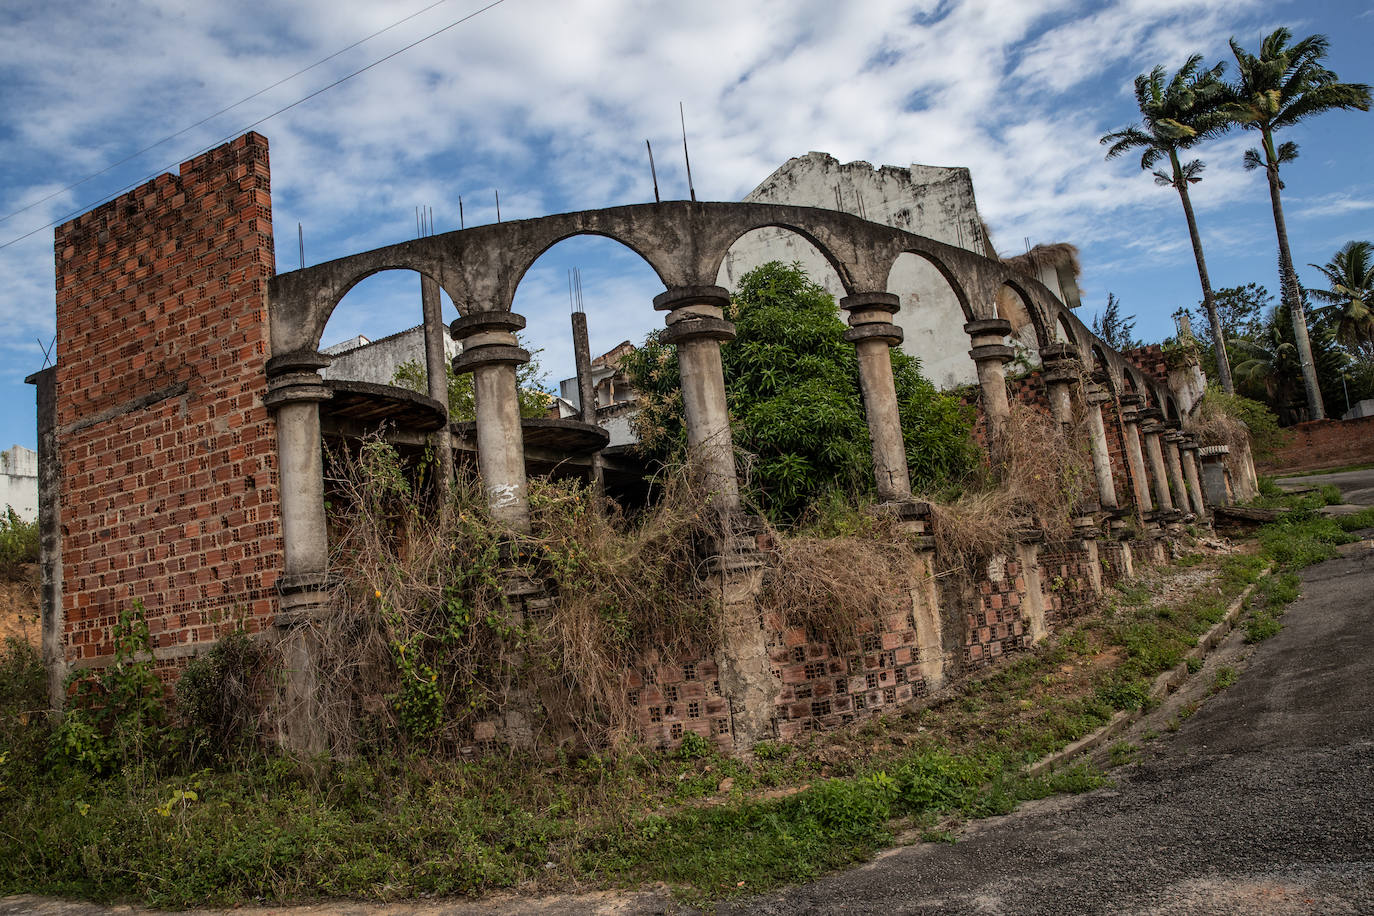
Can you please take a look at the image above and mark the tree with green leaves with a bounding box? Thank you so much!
[1309,240,1374,358]
[1225,27,1372,420]
[1090,292,1140,351]
[392,341,549,421]
[621,261,976,521]
[1101,55,1236,393]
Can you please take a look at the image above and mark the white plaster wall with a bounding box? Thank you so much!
[322,325,459,387]
[0,445,38,521]
[716,153,998,390]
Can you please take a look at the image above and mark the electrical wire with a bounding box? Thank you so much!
[0,0,465,229]
[0,0,511,252]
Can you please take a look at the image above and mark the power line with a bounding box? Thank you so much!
[0,0,463,229]
[0,0,511,253]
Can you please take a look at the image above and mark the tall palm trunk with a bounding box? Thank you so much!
[1264,136,1325,420]
[1172,151,1234,393]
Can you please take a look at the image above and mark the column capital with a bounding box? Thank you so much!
[840,291,900,321]
[964,317,1012,342]
[841,292,902,346]
[264,349,332,410]
[1039,341,1080,363]
[450,310,530,374]
[653,285,731,312]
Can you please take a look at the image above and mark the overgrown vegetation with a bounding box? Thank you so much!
[621,261,977,521]
[0,507,38,581]
[313,438,724,754]
[0,499,1361,907]
[391,336,550,421]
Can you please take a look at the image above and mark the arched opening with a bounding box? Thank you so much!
[715,225,848,301]
[508,234,665,498]
[320,268,461,384]
[994,283,1046,366]
[1055,310,1080,349]
[886,251,977,390]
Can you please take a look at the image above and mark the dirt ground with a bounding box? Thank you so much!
[0,565,39,646]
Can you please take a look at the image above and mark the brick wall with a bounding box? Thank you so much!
[1121,344,1169,388]
[54,133,281,667]
[1258,417,1374,474]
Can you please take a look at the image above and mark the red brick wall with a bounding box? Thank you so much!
[1121,344,1169,388]
[1258,417,1374,474]
[55,133,281,666]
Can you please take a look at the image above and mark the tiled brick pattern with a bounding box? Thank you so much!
[1097,541,1129,588]
[55,134,280,665]
[1120,344,1170,388]
[1258,416,1374,474]
[963,557,1031,668]
[627,651,735,751]
[768,610,929,741]
[1037,543,1097,629]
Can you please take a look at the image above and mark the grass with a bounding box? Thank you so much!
[0,503,1364,908]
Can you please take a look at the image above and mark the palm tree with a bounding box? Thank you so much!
[1101,55,1237,394]
[1225,28,1372,421]
[1230,305,1303,423]
[1309,240,1374,357]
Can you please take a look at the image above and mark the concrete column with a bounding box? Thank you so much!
[1163,427,1191,518]
[451,311,532,533]
[1117,395,1154,517]
[841,291,910,503]
[263,350,334,755]
[1039,342,1079,430]
[26,366,65,713]
[571,310,606,503]
[1139,411,1174,512]
[1198,445,1233,506]
[1084,383,1119,511]
[654,286,740,512]
[965,318,1014,460]
[1181,437,1208,519]
[420,275,454,494]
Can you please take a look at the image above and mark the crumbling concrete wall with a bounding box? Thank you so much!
[717,153,994,390]
[0,444,39,520]
[322,324,459,387]
[50,133,282,670]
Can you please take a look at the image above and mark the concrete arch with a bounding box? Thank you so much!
[506,229,670,304]
[713,220,857,296]
[886,248,974,321]
[994,279,1049,352]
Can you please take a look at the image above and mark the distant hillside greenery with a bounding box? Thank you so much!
[622,261,977,521]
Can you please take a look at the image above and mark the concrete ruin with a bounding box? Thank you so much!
[30,133,1242,754]
[0,444,39,521]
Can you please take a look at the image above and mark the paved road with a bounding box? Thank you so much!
[721,475,1374,915]
[1276,466,1374,508]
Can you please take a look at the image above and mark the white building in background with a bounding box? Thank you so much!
[1,444,38,521]
[717,152,1082,390]
[321,325,459,387]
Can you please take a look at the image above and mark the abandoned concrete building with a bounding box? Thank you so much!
[29,132,1252,754]
[1,444,39,521]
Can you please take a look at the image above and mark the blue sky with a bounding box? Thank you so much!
[1,0,1372,451]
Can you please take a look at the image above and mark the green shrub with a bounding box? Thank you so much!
[49,602,170,774]
[175,630,272,762]
[622,261,975,521]
[1244,611,1282,643]
[0,508,38,581]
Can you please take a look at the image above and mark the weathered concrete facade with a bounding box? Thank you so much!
[0,444,39,521]
[35,134,1226,755]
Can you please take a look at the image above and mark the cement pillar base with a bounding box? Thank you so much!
[709,551,777,751]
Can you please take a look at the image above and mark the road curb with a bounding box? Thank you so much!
[1025,566,1270,778]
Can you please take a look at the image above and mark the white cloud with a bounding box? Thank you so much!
[0,0,1364,445]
